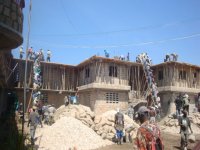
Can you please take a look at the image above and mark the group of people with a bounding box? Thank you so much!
[103,50,130,61]
[114,106,163,149]
[174,93,194,150]
[19,46,52,62]
[27,104,56,145]
[137,53,161,119]
[175,93,190,116]
[64,95,78,106]
[135,105,193,150]
[64,89,79,106]
[164,53,178,62]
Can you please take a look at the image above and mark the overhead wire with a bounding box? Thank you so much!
[30,17,200,37]
[29,32,200,49]
[59,0,77,32]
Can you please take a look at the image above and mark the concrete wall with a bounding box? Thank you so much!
[15,89,74,109]
[79,89,129,115]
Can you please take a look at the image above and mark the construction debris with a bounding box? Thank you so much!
[161,113,200,134]
[94,110,139,141]
[35,117,112,150]
[54,104,95,128]
[54,105,139,142]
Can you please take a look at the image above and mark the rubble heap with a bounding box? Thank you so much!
[190,113,200,126]
[161,113,200,134]
[54,104,95,128]
[35,117,112,150]
[93,110,139,141]
[54,105,139,141]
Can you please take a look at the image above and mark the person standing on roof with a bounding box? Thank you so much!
[171,53,178,61]
[39,48,44,61]
[127,52,130,61]
[104,50,109,58]
[46,50,51,62]
[19,46,24,59]
[114,108,124,145]
[164,53,170,62]
[28,47,33,59]
[135,106,163,150]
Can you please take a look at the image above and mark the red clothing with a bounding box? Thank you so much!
[135,121,161,150]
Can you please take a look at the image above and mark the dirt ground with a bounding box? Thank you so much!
[95,132,200,150]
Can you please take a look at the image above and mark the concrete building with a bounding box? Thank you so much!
[76,56,143,114]
[12,55,200,115]
[153,61,200,114]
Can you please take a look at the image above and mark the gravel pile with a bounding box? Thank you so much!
[35,117,112,150]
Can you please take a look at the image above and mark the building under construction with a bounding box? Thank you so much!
[12,55,200,115]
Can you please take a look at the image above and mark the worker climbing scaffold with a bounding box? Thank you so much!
[136,53,161,122]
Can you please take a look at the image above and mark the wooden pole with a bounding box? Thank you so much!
[26,89,33,112]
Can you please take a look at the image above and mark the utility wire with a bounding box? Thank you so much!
[30,17,200,37]
[59,0,77,32]
[29,32,200,49]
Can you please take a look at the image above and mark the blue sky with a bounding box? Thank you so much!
[12,0,200,65]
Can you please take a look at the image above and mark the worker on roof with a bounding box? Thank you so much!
[19,46,24,59]
[104,50,109,58]
[47,50,51,62]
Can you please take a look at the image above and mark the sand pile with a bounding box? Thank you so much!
[35,117,112,150]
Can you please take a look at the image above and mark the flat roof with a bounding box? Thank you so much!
[13,57,200,69]
[152,61,200,69]
[76,55,142,67]
[13,58,76,68]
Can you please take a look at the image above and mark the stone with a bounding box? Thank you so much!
[5,17,12,27]
[188,134,196,143]
[94,116,102,124]
[11,12,16,20]
[0,4,3,13]
[11,3,16,12]
[0,14,5,22]
[4,7,10,17]
[101,133,107,139]
[5,0,11,7]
